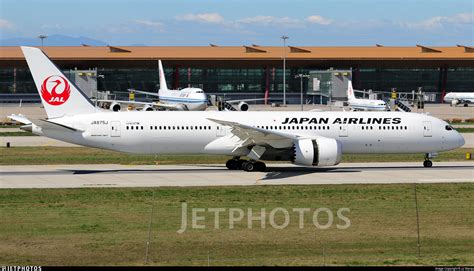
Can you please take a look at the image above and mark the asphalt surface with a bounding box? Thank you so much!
[1,162,472,189]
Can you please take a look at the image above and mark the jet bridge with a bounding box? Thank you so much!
[307,69,352,105]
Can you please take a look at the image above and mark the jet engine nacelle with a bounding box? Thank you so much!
[237,101,249,111]
[110,102,121,112]
[142,104,154,111]
[291,137,342,167]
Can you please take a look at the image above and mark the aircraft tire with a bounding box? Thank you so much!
[423,160,433,168]
[242,161,255,172]
[254,161,266,172]
[226,159,239,170]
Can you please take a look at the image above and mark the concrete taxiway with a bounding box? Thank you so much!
[1,162,472,189]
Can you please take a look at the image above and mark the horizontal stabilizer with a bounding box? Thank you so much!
[30,119,81,132]
[7,114,32,125]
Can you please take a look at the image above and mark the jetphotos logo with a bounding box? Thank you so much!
[41,75,71,105]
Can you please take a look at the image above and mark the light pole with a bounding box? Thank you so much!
[295,74,309,111]
[281,35,289,105]
[38,35,47,48]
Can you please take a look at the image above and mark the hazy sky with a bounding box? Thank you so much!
[1,0,473,46]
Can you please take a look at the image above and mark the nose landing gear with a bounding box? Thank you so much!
[423,153,436,168]
[423,160,433,168]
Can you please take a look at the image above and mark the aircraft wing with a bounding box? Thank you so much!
[154,102,188,110]
[225,98,272,104]
[96,99,187,110]
[96,99,152,106]
[128,89,160,97]
[207,118,304,149]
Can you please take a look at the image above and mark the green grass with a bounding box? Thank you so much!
[0,124,20,128]
[455,128,474,133]
[0,184,473,266]
[0,147,472,165]
[450,122,474,125]
[0,131,37,136]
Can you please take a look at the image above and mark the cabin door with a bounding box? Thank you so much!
[423,121,432,137]
[111,121,121,137]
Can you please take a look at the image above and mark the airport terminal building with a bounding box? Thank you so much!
[1,45,473,103]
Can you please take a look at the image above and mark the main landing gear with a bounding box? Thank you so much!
[423,153,434,168]
[226,157,266,172]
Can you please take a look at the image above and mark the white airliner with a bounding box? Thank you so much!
[10,47,465,171]
[347,80,387,111]
[443,92,474,107]
[100,60,208,111]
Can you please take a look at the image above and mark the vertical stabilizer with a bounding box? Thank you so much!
[21,46,97,119]
[347,80,356,101]
[158,60,169,95]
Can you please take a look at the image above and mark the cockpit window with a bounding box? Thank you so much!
[445,125,454,131]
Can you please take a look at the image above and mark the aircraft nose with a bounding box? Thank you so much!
[457,133,465,148]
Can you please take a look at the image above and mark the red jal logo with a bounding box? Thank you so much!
[41,75,71,106]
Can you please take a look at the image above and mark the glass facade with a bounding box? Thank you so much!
[356,68,442,92]
[1,66,473,102]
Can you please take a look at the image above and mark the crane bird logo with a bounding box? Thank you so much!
[41,75,71,105]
